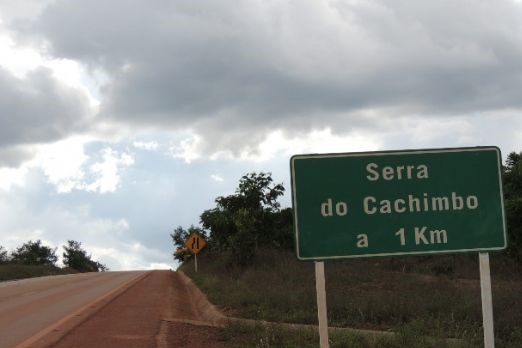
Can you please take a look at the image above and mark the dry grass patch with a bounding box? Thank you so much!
[181,249,522,347]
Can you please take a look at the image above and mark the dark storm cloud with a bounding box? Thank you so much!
[0,67,90,164]
[0,146,34,167]
[11,0,522,152]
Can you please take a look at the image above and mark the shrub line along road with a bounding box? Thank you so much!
[0,270,223,348]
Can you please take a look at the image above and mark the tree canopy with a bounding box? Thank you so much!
[504,150,522,262]
[62,240,108,272]
[0,246,8,264]
[11,240,58,266]
[172,172,293,266]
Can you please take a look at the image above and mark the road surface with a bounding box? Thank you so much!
[0,271,146,348]
[0,271,223,348]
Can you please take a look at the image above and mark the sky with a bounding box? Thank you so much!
[0,0,521,270]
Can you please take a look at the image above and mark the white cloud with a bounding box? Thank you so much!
[0,29,42,78]
[0,137,135,194]
[0,135,90,193]
[43,58,105,108]
[90,243,174,270]
[2,228,46,247]
[132,140,159,151]
[33,136,89,193]
[0,166,29,191]
[168,134,201,163]
[146,263,172,270]
[234,128,381,162]
[86,148,134,194]
[210,174,224,182]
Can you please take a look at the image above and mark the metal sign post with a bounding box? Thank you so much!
[479,252,495,348]
[315,261,329,348]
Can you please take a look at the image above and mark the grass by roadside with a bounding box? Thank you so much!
[180,248,522,348]
[0,264,75,281]
[217,321,472,348]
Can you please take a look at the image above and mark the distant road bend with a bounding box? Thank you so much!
[0,271,147,348]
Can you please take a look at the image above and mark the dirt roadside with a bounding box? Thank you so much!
[44,271,225,348]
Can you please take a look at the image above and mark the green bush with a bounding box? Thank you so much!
[11,240,57,266]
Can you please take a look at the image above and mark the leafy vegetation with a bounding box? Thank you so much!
[503,150,522,262]
[10,240,58,266]
[0,245,8,263]
[0,239,107,281]
[172,172,293,266]
[62,240,108,272]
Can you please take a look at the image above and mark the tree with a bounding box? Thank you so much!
[11,240,58,266]
[63,240,108,272]
[0,246,8,264]
[198,172,290,266]
[270,207,294,249]
[504,151,522,262]
[504,151,522,199]
[172,172,292,267]
[236,172,285,211]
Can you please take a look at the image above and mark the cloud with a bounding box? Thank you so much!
[86,148,135,193]
[0,166,29,191]
[90,242,173,271]
[3,0,518,156]
[132,141,159,151]
[33,136,89,193]
[210,174,224,182]
[0,19,101,168]
[249,128,381,161]
[0,0,52,24]
[0,195,172,270]
[0,136,135,194]
[0,146,35,167]
[0,67,92,165]
[168,134,201,163]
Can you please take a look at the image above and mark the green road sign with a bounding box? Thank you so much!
[291,147,507,260]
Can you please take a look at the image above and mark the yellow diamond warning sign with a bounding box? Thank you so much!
[185,233,206,255]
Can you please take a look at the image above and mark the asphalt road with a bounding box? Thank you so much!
[0,271,147,348]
